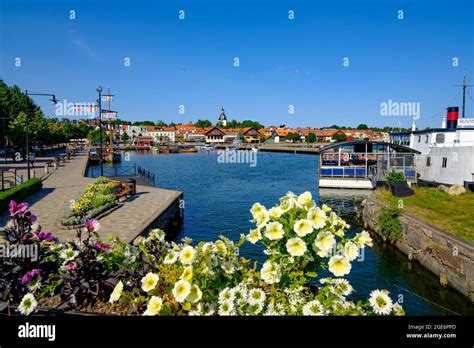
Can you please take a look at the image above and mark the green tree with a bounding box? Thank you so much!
[332,133,347,142]
[121,132,130,142]
[357,123,369,130]
[87,128,108,144]
[285,132,301,142]
[195,119,212,128]
[306,133,316,143]
[156,119,167,127]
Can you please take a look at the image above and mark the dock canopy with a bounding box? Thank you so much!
[318,140,421,154]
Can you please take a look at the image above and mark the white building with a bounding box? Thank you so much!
[148,128,176,143]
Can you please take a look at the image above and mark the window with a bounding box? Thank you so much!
[427,157,431,167]
[418,135,421,143]
[436,134,445,144]
[425,135,429,143]
[442,157,447,168]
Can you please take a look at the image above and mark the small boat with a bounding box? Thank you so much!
[179,148,198,153]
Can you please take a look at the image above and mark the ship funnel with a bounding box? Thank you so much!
[446,106,459,129]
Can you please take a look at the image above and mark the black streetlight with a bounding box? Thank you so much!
[25,91,58,180]
[96,87,104,176]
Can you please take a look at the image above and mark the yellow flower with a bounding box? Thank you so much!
[143,296,163,316]
[268,206,283,219]
[293,219,314,237]
[108,281,123,303]
[328,255,351,277]
[250,203,267,219]
[260,261,281,284]
[215,240,227,254]
[172,280,191,303]
[247,228,262,244]
[307,208,327,229]
[254,211,269,228]
[180,246,196,265]
[297,191,313,206]
[343,241,359,261]
[187,284,203,304]
[264,222,284,240]
[286,237,307,256]
[141,272,159,293]
[180,266,193,281]
[314,231,336,257]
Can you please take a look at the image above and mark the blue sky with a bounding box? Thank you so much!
[1,0,473,129]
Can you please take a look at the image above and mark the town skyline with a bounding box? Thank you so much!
[1,0,472,130]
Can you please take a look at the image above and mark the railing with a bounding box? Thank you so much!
[89,165,137,178]
[137,165,155,186]
[0,169,23,191]
[320,166,367,178]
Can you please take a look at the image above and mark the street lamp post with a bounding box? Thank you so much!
[25,90,58,180]
[96,87,103,176]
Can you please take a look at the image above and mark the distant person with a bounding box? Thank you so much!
[28,153,36,167]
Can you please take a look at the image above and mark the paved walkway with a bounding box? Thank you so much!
[0,150,182,243]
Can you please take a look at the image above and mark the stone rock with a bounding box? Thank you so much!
[448,184,466,196]
[438,184,449,193]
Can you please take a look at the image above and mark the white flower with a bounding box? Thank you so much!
[218,300,235,316]
[343,241,359,261]
[302,300,325,316]
[143,296,163,316]
[218,288,235,304]
[254,211,269,229]
[297,191,313,206]
[321,204,332,213]
[260,260,282,284]
[163,251,178,264]
[247,302,264,315]
[180,266,193,281]
[18,293,37,315]
[250,202,267,219]
[369,290,393,315]
[264,221,284,240]
[141,273,159,292]
[109,281,124,303]
[334,279,353,296]
[328,255,352,277]
[187,284,203,304]
[286,237,307,256]
[268,206,283,219]
[149,229,165,241]
[172,279,191,303]
[393,302,405,316]
[60,248,78,262]
[180,245,196,265]
[279,198,294,213]
[354,231,373,248]
[307,208,327,229]
[248,288,266,305]
[221,262,235,274]
[247,228,262,244]
[313,231,336,257]
[293,219,314,237]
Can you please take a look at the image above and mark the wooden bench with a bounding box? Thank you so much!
[109,180,134,200]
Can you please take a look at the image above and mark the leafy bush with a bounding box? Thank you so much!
[0,179,42,213]
[386,171,405,185]
[1,193,404,317]
[378,207,403,241]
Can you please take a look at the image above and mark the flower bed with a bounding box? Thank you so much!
[1,192,404,316]
[61,177,118,227]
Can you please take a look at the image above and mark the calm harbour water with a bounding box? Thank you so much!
[88,150,474,315]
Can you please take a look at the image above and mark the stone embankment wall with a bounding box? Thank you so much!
[360,196,474,302]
